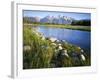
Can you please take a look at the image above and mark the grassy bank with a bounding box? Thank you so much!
[24,23,91,31]
[23,26,90,69]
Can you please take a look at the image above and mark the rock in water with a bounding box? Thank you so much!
[49,37,57,42]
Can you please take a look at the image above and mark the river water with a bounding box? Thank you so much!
[33,26,91,53]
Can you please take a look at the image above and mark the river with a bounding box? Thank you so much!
[33,26,91,53]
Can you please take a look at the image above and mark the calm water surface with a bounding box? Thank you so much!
[33,26,91,53]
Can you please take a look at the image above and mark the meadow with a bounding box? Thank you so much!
[24,23,90,31]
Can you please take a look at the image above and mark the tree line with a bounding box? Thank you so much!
[71,19,91,26]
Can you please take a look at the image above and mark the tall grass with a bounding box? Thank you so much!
[23,26,54,69]
[23,26,90,69]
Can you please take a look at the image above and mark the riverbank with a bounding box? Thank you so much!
[24,23,91,31]
[23,26,90,69]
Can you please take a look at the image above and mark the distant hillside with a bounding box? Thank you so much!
[71,19,91,26]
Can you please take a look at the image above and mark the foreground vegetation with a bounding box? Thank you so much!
[24,23,91,31]
[23,26,90,69]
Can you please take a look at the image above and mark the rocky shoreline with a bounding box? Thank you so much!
[23,27,90,69]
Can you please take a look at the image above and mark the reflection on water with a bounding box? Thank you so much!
[33,26,91,53]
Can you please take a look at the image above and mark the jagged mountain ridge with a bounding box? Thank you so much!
[23,15,73,24]
[40,16,73,24]
[23,15,91,26]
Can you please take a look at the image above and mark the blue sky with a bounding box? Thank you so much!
[23,10,91,20]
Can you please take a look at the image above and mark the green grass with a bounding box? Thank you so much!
[23,26,54,68]
[24,23,91,31]
[23,26,91,69]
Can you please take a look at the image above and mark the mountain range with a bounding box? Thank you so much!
[23,15,74,24]
[23,15,90,26]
